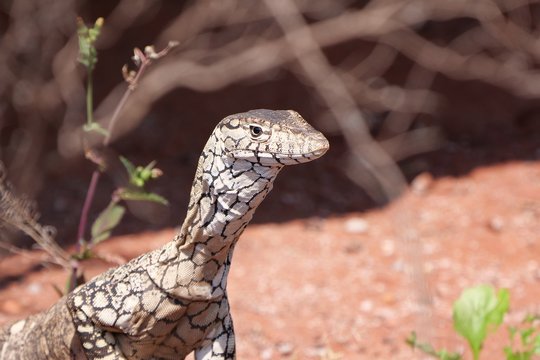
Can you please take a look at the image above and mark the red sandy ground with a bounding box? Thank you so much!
[0,160,539,359]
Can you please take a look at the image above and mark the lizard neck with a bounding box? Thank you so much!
[178,132,283,254]
[147,131,283,300]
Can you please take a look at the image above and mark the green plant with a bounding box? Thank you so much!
[408,285,540,360]
[453,285,510,360]
[406,332,462,360]
[0,17,177,294]
[66,17,177,292]
[504,315,540,360]
[77,17,108,137]
[408,284,514,360]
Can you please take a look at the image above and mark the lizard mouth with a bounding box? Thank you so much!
[231,146,329,164]
[309,146,329,158]
[230,132,329,165]
[285,147,328,160]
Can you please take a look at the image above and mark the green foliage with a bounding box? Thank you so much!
[504,315,540,360]
[408,285,514,360]
[57,15,173,294]
[119,156,168,205]
[120,156,161,188]
[453,285,510,360]
[117,188,168,206]
[77,17,108,137]
[83,155,168,255]
[76,17,103,71]
[406,332,462,360]
[91,203,126,244]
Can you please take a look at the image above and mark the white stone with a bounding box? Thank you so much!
[381,239,395,257]
[344,217,369,234]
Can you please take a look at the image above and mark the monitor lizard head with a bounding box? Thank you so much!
[217,109,329,166]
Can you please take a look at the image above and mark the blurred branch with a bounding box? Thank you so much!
[3,0,540,237]
[381,29,540,97]
[98,0,157,47]
[380,127,443,162]
[0,0,76,194]
[262,0,407,201]
[376,65,437,138]
[58,0,540,158]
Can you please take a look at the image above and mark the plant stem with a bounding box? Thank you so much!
[76,170,100,251]
[76,59,150,250]
[103,61,147,146]
[86,67,94,126]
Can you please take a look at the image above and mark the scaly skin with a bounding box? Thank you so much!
[0,109,329,359]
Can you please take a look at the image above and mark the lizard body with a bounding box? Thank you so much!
[0,109,329,359]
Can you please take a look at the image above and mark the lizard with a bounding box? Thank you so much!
[0,109,329,360]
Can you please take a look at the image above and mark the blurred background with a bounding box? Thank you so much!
[1,0,540,359]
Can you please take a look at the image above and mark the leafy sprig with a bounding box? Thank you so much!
[407,285,539,360]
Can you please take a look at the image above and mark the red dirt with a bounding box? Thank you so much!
[1,159,540,359]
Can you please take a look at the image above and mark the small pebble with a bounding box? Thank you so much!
[344,217,369,234]
[411,172,433,194]
[360,300,373,312]
[276,342,294,356]
[260,348,273,360]
[26,283,42,294]
[488,216,504,232]
[304,345,326,358]
[381,239,395,257]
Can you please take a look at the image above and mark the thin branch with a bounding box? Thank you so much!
[380,127,443,162]
[263,0,407,201]
[380,29,540,97]
[76,170,100,250]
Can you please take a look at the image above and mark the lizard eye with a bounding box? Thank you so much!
[249,125,263,138]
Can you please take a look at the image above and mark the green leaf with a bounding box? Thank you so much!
[118,189,169,205]
[504,313,540,359]
[119,156,136,177]
[521,328,535,346]
[504,348,530,360]
[120,156,144,187]
[91,203,125,244]
[533,335,540,354]
[453,285,510,360]
[524,314,540,324]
